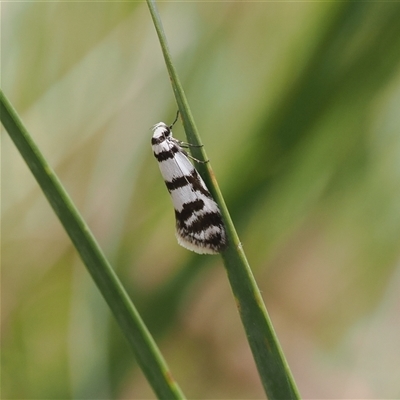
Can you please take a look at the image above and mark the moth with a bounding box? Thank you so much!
[151,116,227,254]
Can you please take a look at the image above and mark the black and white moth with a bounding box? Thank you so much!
[151,118,227,254]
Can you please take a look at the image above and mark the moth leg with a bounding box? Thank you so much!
[178,140,204,149]
[180,149,209,164]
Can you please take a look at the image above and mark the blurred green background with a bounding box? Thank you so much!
[2,2,400,399]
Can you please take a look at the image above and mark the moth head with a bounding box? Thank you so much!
[152,122,171,139]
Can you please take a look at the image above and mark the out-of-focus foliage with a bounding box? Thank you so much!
[2,2,400,399]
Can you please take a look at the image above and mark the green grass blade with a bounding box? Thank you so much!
[0,89,186,400]
[146,2,300,398]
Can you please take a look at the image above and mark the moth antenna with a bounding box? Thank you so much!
[169,110,180,129]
